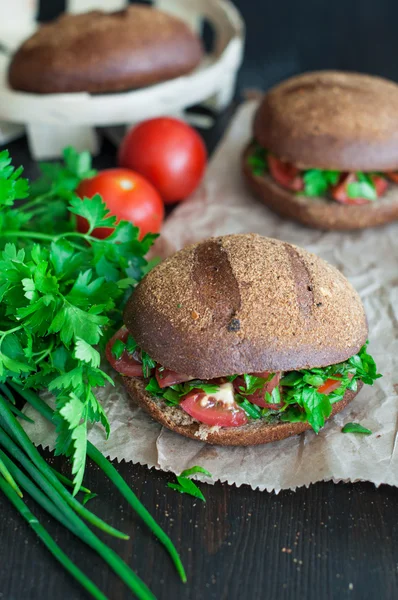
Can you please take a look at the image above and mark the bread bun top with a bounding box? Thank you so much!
[8,6,203,94]
[254,71,398,171]
[124,234,368,378]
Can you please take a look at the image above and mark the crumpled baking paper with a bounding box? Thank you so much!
[22,101,398,492]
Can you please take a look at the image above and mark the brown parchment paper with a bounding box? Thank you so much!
[22,101,398,492]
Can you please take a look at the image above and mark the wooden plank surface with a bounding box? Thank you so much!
[2,0,398,596]
[1,451,398,600]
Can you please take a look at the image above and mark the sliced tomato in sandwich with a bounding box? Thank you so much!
[155,366,193,388]
[234,373,282,409]
[268,155,304,192]
[105,327,143,377]
[331,173,387,205]
[180,382,248,427]
[317,373,353,395]
[373,175,389,196]
[317,376,343,395]
[386,172,398,184]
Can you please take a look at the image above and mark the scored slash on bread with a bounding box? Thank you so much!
[119,234,370,445]
[242,142,398,230]
[253,70,398,172]
[123,376,363,445]
[123,234,367,379]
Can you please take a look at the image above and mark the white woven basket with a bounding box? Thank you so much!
[0,0,244,158]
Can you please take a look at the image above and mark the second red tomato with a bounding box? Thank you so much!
[76,169,164,240]
[118,117,207,204]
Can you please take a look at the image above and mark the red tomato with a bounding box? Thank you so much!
[118,117,207,204]
[268,155,304,191]
[105,327,143,377]
[180,386,248,427]
[234,373,282,409]
[331,174,369,205]
[318,373,354,395]
[155,367,193,388]
[373,175,388,196]
[76,169,164,240]
[317,376,343,395]
[331,173,387,205]
[387,172,398,184]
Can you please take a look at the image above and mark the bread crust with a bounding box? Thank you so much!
[123,376,362,446]
[123,234,368,379]
[253,71,398,171]
[242,142,398,230]
[8,6,203,94]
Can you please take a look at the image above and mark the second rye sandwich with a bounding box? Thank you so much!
[107,234,380,445]
[243,71,398,230]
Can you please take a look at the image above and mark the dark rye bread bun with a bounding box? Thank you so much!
[123,377,362,445]
[123,234,368,378]
[242,142,398,230]
[254,70,398,171]
[8,6,203,94]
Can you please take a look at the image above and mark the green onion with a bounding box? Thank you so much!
[10,382,187,583]
[0,383,17,404]
[51,467,92,495]
[0,422,155,600]
[0,454,23,497]
[0,475,108,600]
[0,394,129,541]
[7,402,35,423]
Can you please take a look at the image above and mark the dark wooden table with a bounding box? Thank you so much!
[1,100,398,600]
[1,452,398,600]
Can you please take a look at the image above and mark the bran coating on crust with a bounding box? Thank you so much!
[124,234,368,379]
[253,71,398,171]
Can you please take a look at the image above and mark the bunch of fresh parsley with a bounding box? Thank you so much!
[247,142,382,200]
[0,148,156,491]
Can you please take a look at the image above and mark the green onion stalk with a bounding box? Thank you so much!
[0,384,187,600]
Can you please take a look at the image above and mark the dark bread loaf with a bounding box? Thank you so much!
[8,6,203,94]
[254,71,398,171]
[123,376,362,445]
[242,142,398,230]
[123,234,368,378]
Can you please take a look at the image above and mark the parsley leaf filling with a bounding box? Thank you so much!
[247,142,388,201]
[144,343,381,434]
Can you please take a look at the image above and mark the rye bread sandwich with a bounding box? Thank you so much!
[8,5,203,94]
[242,71,398,230]
[106,234,380,445]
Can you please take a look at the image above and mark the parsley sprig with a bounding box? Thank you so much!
[342,422,372,435]
[247,142,381,200]
[168,466,212,502]
[280,343,381,433]
[0,149,156,491]
[246,143,268,176]
[346,173,378,201]
[302,169,340,196]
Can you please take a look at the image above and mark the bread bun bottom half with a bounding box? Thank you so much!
[242,143,398,230]
[123,377,362,446]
